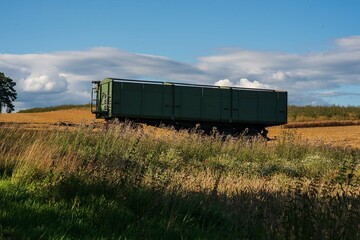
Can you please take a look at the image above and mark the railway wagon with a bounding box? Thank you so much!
[91,78,287,137]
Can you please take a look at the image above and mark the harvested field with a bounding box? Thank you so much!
[268,125,360,149]
[1,109,359,149]
[0,109,99,124]
[0,109,103,129]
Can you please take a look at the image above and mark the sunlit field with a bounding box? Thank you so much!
[0,105,359,239]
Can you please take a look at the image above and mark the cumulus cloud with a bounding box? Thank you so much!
[214,79,234,87]
[214,78,270,89]
[21,72,68,93]
[238,78,270,89]
[198,36,360,90]
[0,48,206,110]
[199,36,360,105]
[1,36,360,110]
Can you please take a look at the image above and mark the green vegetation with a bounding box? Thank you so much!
[0,123,359,239]
[0,72,17,113]
[288,105,360,122]
[18,104,91,113]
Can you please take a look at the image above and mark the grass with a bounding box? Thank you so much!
[0,122,359,239]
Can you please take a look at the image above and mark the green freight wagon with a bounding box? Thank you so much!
[91,78,287,137]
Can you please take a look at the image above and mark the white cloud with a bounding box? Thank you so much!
[1,36,360,109]
[197,37,360,90]
[21,72,68,93]
[317,91,360,97]
[271,71,287,81]
[335,36,360,50]
[214,79,234,87]
[237,78,270,89]
[0,48,206,109]
[214,78,270,89]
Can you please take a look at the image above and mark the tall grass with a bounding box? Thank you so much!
[0,123,359,239]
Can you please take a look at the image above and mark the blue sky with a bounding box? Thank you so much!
[1,0,360,109]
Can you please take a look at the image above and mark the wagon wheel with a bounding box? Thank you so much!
[260,128,269,140]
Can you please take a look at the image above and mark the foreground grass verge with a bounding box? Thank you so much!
[0,123,359,239]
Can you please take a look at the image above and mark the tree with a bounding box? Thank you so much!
[0,72,17,113]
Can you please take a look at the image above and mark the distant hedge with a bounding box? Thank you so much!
[18,104,91,113]
[288,105,360,121]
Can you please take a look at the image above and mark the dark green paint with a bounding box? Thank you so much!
[93,78,287,126]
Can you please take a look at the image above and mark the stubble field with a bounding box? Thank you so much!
[1,108,359,149]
